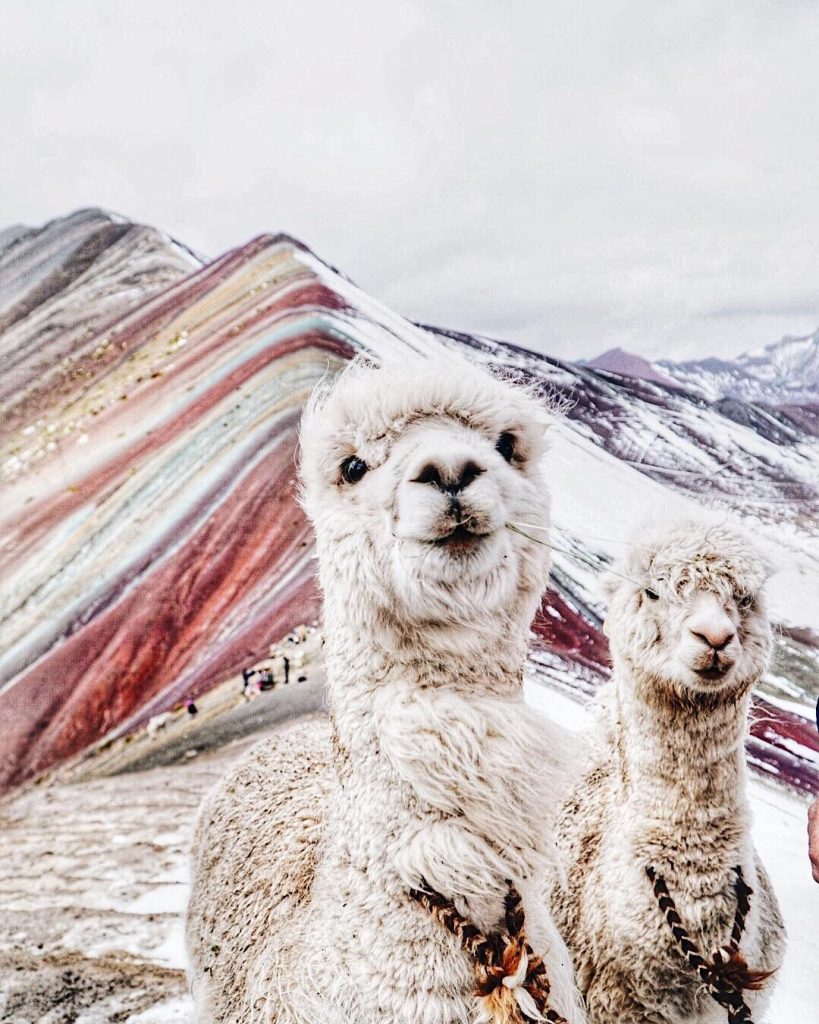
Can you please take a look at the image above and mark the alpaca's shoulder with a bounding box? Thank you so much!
[555,735,616,854]
[192,714,332,869]
[187,715,333,1017]
[226,714,331,790]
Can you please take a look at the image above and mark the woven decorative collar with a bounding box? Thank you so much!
[646,864,773,1024]
[409,881,568,1024]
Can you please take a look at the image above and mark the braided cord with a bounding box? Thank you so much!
[730,866,752,952]
[646,865,757,1024]
[409,882,568,1024]
[407,886,499,966]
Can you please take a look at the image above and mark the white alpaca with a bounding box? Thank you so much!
[186,354,586,1024]
[552,518,786,1024]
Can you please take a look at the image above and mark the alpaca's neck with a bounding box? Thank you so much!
[609,666,751,856]
[323,603,529,756]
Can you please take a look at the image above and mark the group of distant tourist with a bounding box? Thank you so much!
[240,624,320,699]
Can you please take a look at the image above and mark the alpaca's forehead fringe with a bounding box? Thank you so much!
[624,520,772,598]
[300,353,553,468]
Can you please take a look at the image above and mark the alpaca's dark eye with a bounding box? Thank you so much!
[644,588,659,601]
[738,593,754,610]
[340,456,368,484]
[495,432,516,463]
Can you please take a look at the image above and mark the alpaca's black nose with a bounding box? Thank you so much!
[413,459,485,494]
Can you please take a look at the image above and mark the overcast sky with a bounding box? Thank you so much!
[3,1,819,361]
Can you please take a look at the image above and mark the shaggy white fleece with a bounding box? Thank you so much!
[186,353,586,1024]
[553,517,786,1024]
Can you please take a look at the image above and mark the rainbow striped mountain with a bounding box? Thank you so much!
[1,209,817,795]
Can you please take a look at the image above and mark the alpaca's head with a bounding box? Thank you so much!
[602,518,772,697]
[299,354,551,640]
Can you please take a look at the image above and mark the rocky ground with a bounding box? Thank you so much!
[0,748,208,1023]
[0,657,325,1024]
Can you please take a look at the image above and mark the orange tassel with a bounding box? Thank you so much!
[716,949,774,993]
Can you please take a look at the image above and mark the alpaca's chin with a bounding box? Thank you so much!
[403,528,506,582]
[673,660,759,698]
[389,530,525,624]
[426,525,499,562]
[691,662,764,693]
[681,668,738,694]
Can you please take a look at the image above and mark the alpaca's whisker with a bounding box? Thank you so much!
[509,520,654,552]
[505,523,643,586]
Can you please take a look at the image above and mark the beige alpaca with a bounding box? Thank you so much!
[187,354,586,1024]
[553,518,786,1024]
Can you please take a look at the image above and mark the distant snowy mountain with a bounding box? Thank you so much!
[0,210,817,796]
[659,332,819,404]
[588,331,819,405]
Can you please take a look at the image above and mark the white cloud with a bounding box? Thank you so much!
[2,0,819,361]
